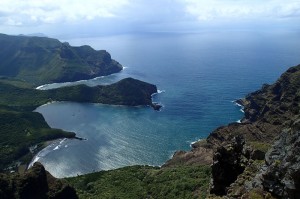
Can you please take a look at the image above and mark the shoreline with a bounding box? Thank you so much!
[29,96,242,177]
[187,99,245,149]
[26,136,86,171]
[36,66,126,90]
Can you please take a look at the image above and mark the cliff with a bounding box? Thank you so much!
[0,33,122,85]
[165,64,300,198]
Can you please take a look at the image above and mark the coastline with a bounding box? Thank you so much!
[25,76,162,173]
[36,66,126,90]
[26,136,86,171]
[151,89,165,111]
[163,98,247,168]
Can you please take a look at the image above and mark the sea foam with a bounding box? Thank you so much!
[28,138,67,169]
[232,100,245,113]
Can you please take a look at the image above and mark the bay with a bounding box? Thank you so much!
[33,31,300,178]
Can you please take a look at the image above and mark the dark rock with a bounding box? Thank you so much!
[0,173,14,198]
[260,130,300,199]
[0,162,78,199]
[250,149,266,160]
[210,135,247,195]
[17,162,49,198]
[235,98,246,107]
[74,136,87,141]
[151,103,162,111]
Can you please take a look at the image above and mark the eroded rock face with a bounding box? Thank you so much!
[0,162,78,199]
[259,130,300,199]
[17,163,49,198]
[210,136,247,195]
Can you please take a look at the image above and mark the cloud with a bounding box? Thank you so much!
[183,0,300,21]
[0,0,129,26]
[0,0,299,36]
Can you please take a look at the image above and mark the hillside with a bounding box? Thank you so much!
[0,33,122,86]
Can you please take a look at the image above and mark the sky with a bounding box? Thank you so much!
[0,0,300,38]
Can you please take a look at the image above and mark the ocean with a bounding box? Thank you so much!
[31,30,300,178]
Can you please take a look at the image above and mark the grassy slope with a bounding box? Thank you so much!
[67,165,211,199]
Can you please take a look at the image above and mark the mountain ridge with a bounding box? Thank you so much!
[0,33,122,86]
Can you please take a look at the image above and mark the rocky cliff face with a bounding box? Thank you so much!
[255,130,300,198]
[166,64,300,198]
[0,162,78,199]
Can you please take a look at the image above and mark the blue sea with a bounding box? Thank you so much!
[30,30,300,178]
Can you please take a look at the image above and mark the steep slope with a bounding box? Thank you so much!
[0,33,122,85]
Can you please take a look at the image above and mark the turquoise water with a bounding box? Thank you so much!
[32,31,300,178]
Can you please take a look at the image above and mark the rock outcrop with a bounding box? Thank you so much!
[0,162,78,199]
[252,130,300,198]
[210,135,247,195]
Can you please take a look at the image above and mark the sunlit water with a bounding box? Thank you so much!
[31,31,300,178]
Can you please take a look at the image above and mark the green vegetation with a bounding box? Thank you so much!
[67,165,211,199]
[0,33,122,85]
[0,33,212,198]
[0,77,157,170]
[0,108,75,170]
[249,141,271,153]
[0,77,157,111]
[0,33,156,171]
